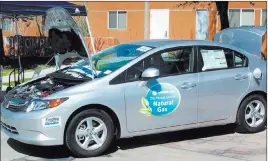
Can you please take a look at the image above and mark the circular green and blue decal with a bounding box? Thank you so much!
[139,83,181,117]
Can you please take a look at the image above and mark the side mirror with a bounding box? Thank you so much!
[141,67,160,81]
[253,68,262,80]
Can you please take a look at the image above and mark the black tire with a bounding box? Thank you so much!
[236,94,267,133]
[65,109,115,157]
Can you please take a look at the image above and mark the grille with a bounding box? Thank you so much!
[1,121,19,134]
[2,99,27,112]
[8,104,27,111]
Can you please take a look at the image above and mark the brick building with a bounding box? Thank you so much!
[81,1,266,42]
[2,1,267,54]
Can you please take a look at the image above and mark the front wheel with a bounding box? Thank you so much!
[236,94,267,133]
[65,109,115,157]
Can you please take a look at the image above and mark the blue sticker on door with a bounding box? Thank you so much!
[139,82,181,116]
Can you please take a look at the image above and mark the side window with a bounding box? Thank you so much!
[110,60,143,85]
[110,71,126,85]
[125,60,144,82]
[144,47,194,77]
[198,46,247,72]
[234,51,247,67]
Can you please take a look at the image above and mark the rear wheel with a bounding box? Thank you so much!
[236,94,267,133]
[65,109,114,157]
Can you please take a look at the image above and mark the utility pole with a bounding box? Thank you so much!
[144,1,149,40]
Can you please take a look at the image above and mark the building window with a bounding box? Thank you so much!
[228,9,255,27]
[108,11,127,29]
[229,9,240,27]
[241,9,254,26]
[261,9,267,26]
[2,19,12,31]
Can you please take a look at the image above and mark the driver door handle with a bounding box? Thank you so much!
[181,82,196,89]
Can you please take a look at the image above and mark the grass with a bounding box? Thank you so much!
[2,68,32,77]
[2,77,33,87]
[2,65,55,76]
[2,65,56,88]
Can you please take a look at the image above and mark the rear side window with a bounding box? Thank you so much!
[234,51,247,67]
[198,46,248,72]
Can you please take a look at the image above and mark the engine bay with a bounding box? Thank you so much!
[7,66,93,101]
[8,26,95,99]
[5,26,98,101]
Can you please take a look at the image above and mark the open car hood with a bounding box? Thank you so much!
[44,7,92,67]
[3,8,100,109]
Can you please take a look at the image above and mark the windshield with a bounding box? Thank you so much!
[75,44,154,78]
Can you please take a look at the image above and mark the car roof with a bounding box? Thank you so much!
[126,39,259,60]
[128,39,222,48]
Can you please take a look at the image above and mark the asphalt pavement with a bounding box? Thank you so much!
[1,125,267,161]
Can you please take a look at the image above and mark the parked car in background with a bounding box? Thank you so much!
[213,25,267,60]
[1,8,267,158]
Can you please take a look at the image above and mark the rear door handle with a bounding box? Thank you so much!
[181,82,196,89]
[234,74,248,80]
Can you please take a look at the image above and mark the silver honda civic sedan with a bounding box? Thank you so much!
[1,8,267,158]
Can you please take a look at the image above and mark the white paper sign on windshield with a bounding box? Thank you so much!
[200,49,227,71]
[136,46,152,52]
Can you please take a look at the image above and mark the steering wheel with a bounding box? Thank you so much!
[131,65,144,80]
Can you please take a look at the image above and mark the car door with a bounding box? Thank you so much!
[196,46,250,122]
[123,46,199,132]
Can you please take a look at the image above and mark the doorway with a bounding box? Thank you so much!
[150,9,169,39]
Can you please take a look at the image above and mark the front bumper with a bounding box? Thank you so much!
[1,104,67,146]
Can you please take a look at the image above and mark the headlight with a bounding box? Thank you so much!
[26,98,68,112]
[27,100,49,112]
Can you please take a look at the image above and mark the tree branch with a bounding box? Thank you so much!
[36,16,43,36]
[176,1,229,30]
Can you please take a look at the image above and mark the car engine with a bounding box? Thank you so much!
[6,66,93,101]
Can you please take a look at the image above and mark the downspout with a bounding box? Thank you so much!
[144,1,149,40]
